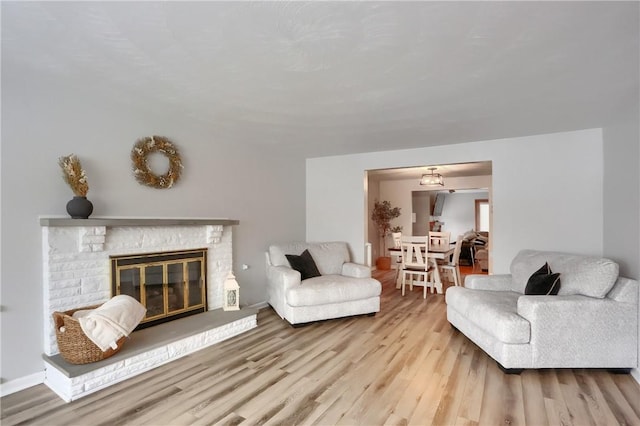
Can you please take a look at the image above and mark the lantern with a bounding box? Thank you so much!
[223,271,240,311]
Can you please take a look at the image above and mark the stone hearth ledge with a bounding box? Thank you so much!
[43,308,257,402]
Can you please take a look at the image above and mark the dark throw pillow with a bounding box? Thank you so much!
[524,262,561,295]
[531,262,552,276]
[285,249,321,280]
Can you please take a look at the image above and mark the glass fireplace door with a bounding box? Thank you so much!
[144,264,165,320]
[112,249,207,328]
[187,260,203,308]
[167,262,186,314]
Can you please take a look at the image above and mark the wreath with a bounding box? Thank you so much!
[131,136,183,189]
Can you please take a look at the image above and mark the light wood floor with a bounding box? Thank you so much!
[2,269,640,425]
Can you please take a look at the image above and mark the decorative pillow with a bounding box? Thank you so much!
[532,262,551,276]
[285,249,321,280]
[524,262,561,295]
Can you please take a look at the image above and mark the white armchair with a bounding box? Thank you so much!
[266,242,381,326]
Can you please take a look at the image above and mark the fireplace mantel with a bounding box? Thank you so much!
[40,217,239,227]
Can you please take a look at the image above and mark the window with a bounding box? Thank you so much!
[475,199,489,232]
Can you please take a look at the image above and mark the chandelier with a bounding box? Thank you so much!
[420,167,444,186]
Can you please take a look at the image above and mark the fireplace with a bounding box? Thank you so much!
[41,217,259,402]
[40,217,239,356]
[111,249,208,329]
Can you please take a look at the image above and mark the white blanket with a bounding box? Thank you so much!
[73,295,146,352]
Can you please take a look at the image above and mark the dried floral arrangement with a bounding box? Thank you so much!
[131,136,183,189]
[58,154,89,197]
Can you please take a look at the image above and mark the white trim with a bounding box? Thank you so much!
[632,367,640,385]
[247,301,269,310]
[0,371,45,397]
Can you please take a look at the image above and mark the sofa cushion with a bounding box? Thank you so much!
[307,243,351,275]
[286,275,381,307]
[510,250,619,298]
[269,242,350,275]
[285,249,321,280]
[445,288,530,344]
[269,243,312,267]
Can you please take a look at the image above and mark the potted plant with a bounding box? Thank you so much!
[371,200,401,270]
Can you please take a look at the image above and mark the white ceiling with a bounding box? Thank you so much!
[2,1,638,158]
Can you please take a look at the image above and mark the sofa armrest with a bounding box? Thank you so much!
[265,264,301,320]
[464,274,512,291]
[517,295,638,367]
[342,262,371,278]
[267,265,301,291]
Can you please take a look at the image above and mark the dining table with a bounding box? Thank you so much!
[387,243,455,294]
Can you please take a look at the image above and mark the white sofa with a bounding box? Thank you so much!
[446,249,638,372]
[266,242,381,326]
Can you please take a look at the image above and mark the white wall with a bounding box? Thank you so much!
[603,102,640,280]
[307,155,372,262]
[1,68,306,384]
[308,129,604,273]
[412,191,431,236]
[602,99,640,383]
[438,191,489,240]
[365,176,380,261]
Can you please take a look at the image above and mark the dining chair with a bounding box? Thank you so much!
[438,235,463,287]
[400,235,436,298]
[428,231,451,251]
[389,232,403,285]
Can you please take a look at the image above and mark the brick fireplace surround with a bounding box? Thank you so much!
[40,217,257,402]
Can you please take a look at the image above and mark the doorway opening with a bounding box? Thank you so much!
[365,161,492,272]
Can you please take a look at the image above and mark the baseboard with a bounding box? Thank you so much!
[246,301,269,310]
[0,371,45,397]
[631,367,640,385]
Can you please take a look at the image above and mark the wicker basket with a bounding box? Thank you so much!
[53,305,127,365]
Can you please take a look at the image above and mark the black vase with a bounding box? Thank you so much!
[66,196,93,219]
